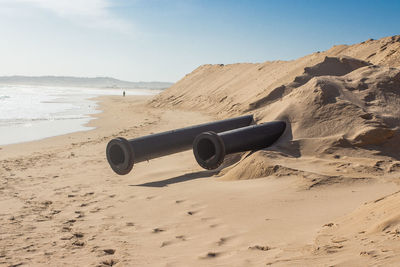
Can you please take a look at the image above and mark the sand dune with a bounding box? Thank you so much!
[151,36,400,182]
[151,35,400,115]
[149,35,400,264]
[1,35,400,266]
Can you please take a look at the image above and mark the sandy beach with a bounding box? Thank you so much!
[1,92,400,266]
[1,35,400,266]
[2,1,400,266]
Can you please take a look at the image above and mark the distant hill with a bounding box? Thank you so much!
[0,76,173,90]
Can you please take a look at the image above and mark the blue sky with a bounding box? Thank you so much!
[0,0,399,82]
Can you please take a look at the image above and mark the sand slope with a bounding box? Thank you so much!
[151,35,400,115]
[149,35,400,265]
[151,36,400,182]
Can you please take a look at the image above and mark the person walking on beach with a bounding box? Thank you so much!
[123,90,126,97]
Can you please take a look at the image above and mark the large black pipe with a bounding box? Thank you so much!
[106,115,254,175]
[193,121,286,170]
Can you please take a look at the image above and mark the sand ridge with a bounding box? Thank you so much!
[151,37,400,183]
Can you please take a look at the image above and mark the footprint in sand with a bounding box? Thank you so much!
[98,259,119,266]
[152,228,165,233]
[62,226,72,232]
[74,232,84,238]
[331,237,348,243]
[51,210,61,215]
[217,237,231,246]
[41,200,53,206]
[175,235,186,241]
[360,250,378,257]
[103,249,115,255]
[320,244,343,253]
[248,245,272,251]
[81,233,94,241]
[60,235,74,240]
[75,211,84,218]
[160,236,187,247]
[83,192,95,197]
[44,251,54,256]
[72,240,85,247]
[160,241,172,247]
[90,207,102,213]
[200,252,220,259]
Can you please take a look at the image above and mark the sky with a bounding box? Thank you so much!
[0,0,399,82]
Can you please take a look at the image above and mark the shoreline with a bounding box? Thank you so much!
[0,85,160,147]
[0,95,399,266]
[0,95,152,156]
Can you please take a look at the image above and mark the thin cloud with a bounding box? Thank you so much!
[1,0,134,35]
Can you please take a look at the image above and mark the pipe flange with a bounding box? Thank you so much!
[193,131,226,170]
[106,137,135,175]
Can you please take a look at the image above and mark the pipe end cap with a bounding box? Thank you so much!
[106,137,135,175]
[193,131,225,170]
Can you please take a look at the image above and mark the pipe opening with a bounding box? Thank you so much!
[109,144,125,165]
[197,138,216,161]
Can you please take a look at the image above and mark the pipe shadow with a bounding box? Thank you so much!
[131,170,218,188]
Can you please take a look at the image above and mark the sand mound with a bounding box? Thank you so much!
[151,35,400,181]
[151,35,400,115]
[248,56,370,110]
[257,64,400,147]
[218,150,344,189]
[233,63,400,179]
[151,37,400,264]
[219,151,298,181]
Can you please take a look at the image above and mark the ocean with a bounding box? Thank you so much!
[0,85,159,145]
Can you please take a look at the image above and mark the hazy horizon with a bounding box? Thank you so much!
[0,75,173,85]
[0,0,399,82]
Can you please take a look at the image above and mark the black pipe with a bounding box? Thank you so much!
[106,115,254,175]
[192,121,286,170]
